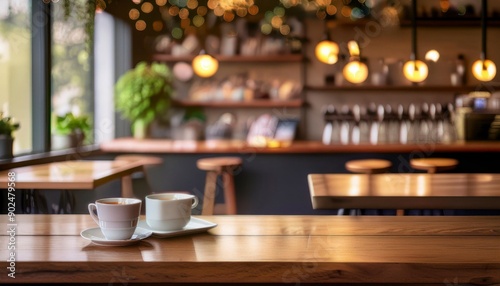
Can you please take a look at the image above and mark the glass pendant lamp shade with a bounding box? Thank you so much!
[472,0,496,82]
[192,52,219,78]
[403,0,428,83]
[403,59,428,83]
[315,40,339,64]
[343,61,368,84]
[472,59,497,81]
[343,40,368,84]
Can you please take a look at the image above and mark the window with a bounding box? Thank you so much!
[0,0,32,155]
[51,0,93,149]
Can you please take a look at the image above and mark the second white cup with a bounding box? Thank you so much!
[145,193,198,231]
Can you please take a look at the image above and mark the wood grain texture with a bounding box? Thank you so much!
[0,215,499,284]
[0,160,145,190]
[309,173,500,209]
[100,138,500,154]
[2,215,500,236]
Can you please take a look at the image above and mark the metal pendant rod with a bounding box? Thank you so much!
[410,0,417,61]
[481,0,487,60]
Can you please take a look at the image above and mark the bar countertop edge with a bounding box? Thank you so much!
[100,138,500,154]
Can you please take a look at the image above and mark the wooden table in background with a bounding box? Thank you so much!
[0,215,499,285]
[0,160,146,213]
[308,173,500,210]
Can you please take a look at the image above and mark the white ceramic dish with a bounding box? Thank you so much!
[138,217,217,238]
[80,227,152,246]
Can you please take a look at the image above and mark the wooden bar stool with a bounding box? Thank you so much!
[197,157,242,215]
[343,159,392,216]
[410,158,459,174]
[115,155,163,198]
[345,159,392,174]
[410,158,459,216]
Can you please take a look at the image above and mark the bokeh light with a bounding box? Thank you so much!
[135,20,146,31]
[153,21,164,31]
[129,8,140,20]
[141,2,154,13]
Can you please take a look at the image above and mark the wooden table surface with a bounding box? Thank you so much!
[0,215,499,284]
[308,173,500,209]
[0,160,145,190]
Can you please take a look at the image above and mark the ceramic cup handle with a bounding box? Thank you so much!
[191,196,199,209]
[88,203,100,225]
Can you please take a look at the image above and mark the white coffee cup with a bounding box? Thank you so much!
[88,198,142,240]
[145,193,198,231]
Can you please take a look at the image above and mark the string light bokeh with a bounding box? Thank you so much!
[123,0,373,40]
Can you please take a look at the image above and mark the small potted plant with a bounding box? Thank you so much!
[52,112,91,150]
[115,61,173,139]
[0,114,20,159]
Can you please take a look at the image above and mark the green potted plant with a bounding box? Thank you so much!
[0,114,20,159]
[115,61,173,139]
[51,112,91,150]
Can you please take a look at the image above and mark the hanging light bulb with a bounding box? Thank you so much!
[344,61,369,84]
[425,49,440,62]
[315,39,339,64]
[403,59,428,83]
[343,40,368,84]
[472,0,496,82]
[403,0,428,83]
[472,59,496,81]
[192,51,219,78]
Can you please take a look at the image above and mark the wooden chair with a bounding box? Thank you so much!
[410,158,459,174]
[343,159,393,216]
[114,155,163,198]
[197,157,242,215]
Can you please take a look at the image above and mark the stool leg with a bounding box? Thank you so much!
[222,171,237,215]
[121,175,135,198]
[396,209,404,216]
[202,171,218,215]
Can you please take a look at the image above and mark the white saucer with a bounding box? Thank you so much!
[80,227,152,246]
[138,217,217,238]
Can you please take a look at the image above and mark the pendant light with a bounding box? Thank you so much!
[314,23,339,65]
[472,0,496,82]
[192,50,219,78]
[403,0,428,83]
[343,41,368,84]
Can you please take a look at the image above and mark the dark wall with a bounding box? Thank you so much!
[103,151,500,215]
[4,151,500,215]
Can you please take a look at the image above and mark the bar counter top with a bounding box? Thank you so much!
[100,138,500,154]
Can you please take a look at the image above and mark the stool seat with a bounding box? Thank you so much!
[345,159,392,174]
[410,158,458,174]
[197,157,243,173]
[197,157,242,215]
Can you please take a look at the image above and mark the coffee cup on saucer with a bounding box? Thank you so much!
[145,193,198,231]
[88,198,142,240]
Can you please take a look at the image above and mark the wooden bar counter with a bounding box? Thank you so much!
[1,215,499,285]
[96,138,500,215]
[100,138,500,154]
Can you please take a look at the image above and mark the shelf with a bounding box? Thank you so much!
[400,17,500,27]
[306,85,497,93]
[172,99,305,108]
[152,54,305,63]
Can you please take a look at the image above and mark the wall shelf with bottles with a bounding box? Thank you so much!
[172,99,305,108]
[306,85,494,93]
[152,54,305,63]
